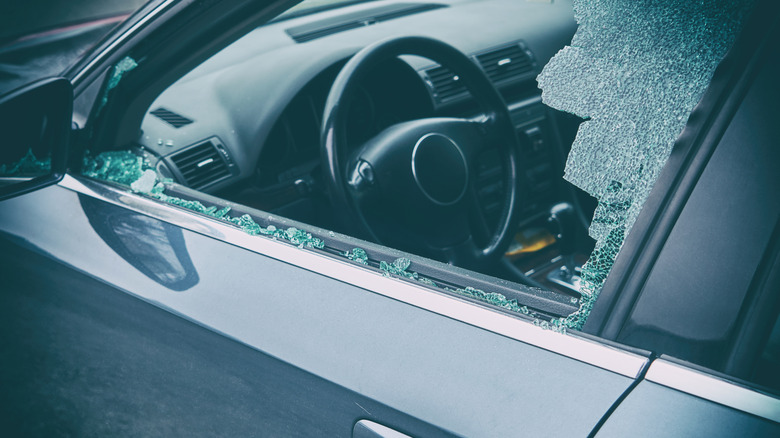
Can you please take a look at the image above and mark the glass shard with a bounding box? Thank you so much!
[380,257,418,280]
[446,285,532,315]
[0,149,50,176]
[97,56,138,113]
[82,150,324,249]
[130,169,158,193]
[344,247,369,265]
[82,150,153,186]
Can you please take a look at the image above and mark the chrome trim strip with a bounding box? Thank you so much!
[72,0,176,86]
[646,359,780,423]
[58,174,648,378]
[507,95,543,113]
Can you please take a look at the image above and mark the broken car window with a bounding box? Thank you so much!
[79,0,757,334]
[537,0,756,329]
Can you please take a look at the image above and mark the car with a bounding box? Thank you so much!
[1,0,779,436]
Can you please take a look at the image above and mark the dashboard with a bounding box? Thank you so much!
[136,0,584,281]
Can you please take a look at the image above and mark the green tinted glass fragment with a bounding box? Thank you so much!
[376,256,440,286]
[537,0,755,330]
[107,57,138,90]
[377,258,538,314]
[531,317,567,334]
[130,169,158,193]
[214,206,231,219]
[82,150,153,187]
[380,257,418,280]
[237,214,265,235]
[393,257,411,271]
[446,286,531,315]
[344,247,369,265]
[97,56,138,113]
[275,227,325,248]
[0,149,51,176]
[417,277,437,287]
[83,150,326,249]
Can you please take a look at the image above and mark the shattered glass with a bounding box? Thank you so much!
[446,286,533,318]
[81,150,555,324]
[273,226,326,249]
[376,255,542,318]
[380,257,416,279]
[97,56,138,114]
[377,256,435,286]
[537,0,755,329]
[82,150,153,187]
[0,149,50,176]
[82,151,327,249]
[344,247,369,265]
[379,256,438,286]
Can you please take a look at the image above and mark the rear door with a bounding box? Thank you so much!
[595,358,780,437]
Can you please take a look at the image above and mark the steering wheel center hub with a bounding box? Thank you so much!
[411,133,468,206]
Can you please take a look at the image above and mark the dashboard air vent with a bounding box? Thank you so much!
[169,141,230,189]
[150,107,194,128]
[424,42,536,104]
[287,3,446,43]
[476,44,536,84]
[425,65,468,103]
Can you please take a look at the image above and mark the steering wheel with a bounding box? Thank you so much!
[321,36,523,270]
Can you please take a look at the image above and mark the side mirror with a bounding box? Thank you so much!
[0,77,72,201]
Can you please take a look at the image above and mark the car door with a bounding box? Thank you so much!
[0,2,645,436]
[0,179,646,436]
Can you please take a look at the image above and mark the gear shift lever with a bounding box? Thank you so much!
[546,202,582,293]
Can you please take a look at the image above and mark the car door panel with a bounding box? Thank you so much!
[0,236,454,437]
[596,380,780,437]
[0,179,645,437]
